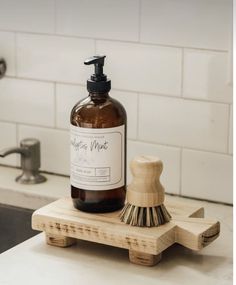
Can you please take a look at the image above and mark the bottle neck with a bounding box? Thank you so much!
[89,92,109,101]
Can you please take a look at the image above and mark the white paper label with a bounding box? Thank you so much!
[70,124,125,190]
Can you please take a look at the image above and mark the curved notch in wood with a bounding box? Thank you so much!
[175,218,220,250]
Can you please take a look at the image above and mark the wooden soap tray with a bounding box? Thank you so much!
[32,198,220,266]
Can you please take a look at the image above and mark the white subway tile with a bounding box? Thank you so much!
[139,94,229,152]
[0,78,54,127]
[17,34,95,84]
[18,125,70,175]
[0,31,15,76]
[96,41,182,96]
[56,84,88,129]
[127,140,180,194]
[140,0,232,50]
[0,0,55,33]
[56,0,139,41]
[0,122,17,166]
[183,49,232,103]
[112,90,138,139]
[228,105,233,154]
[182,149,233,203]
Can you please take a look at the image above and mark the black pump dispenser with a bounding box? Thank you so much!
[84,55,111,94]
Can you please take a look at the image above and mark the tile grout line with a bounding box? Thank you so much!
[53,82,57,128]
[6,74,85,87]
[128,138,233,156]
[0,28,229,53]
[54,0,57,34]
[136,93,140,140]
[226,103,231,153]
[5,75,232,106]
[0,159,232,206]
[180,48,184,97]
[138,0,142,42]
[14,32,17,76]
[0,120,69,133]
[0,118,233,157]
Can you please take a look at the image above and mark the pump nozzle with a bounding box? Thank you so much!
[84,55,105,66]
[84,55,107,82]
[84,55,111,94]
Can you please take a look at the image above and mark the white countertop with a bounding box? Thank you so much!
[0,165,233,285]
[0,165,69,209]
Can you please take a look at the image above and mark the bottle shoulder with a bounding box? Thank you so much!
[71,94,127,128]
[72,95,126,112]
[109,97,127,116]
[71,96,91,113]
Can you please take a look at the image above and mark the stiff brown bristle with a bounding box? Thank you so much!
[119,203,171,227]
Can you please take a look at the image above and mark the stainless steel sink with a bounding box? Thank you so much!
[0,204,39,253]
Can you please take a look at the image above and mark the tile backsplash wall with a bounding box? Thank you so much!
[0,0,233,203]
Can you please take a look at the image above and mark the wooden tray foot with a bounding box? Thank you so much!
[129,250,162,266]
[46,233,76,247]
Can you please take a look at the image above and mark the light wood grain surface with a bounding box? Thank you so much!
[32,197,220,266]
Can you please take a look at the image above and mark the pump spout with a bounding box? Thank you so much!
[84,55,106,67]
[84,55,107,82]
[84,55,111,94]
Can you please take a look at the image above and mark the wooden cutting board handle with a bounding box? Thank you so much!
[175,217,220,250]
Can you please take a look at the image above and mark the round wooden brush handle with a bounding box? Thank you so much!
[127,155,165,207]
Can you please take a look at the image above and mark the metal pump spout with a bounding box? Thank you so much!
[0,138,46,184]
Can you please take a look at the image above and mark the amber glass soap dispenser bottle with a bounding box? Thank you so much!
[70,55,127,213]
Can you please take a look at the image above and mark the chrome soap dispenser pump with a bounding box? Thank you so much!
[70,55,127,213]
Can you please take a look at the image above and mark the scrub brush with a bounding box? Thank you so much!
[120,155,171,227]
